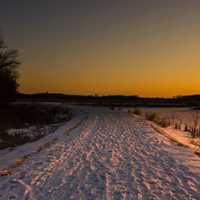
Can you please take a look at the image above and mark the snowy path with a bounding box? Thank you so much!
[1,109,200,200]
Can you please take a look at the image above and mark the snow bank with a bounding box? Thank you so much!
[130,112,200,155]
[0,114,86,170]
[150,122,200,155]
[6,125,58,141]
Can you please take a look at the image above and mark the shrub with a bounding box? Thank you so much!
[158,118,170,128]
[0,103,71,149]
[145,112,157,122]
[110,106,115,110]
[133,108,141,115]
[184,124,188,132]
[174,122,181,130]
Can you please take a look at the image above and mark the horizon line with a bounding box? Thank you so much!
[18,92,200,99]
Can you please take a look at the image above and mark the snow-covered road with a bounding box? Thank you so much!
[1,108,200,199]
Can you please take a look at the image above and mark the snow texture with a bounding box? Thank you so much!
[0,107,200,200]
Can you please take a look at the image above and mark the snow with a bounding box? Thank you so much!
[5,124,66,142]
[131,107,200,154]
[137,107,200,129]
[0,111,86,170]
[7,126,48,141]
[150,122,200,154]
[0,107,200,199]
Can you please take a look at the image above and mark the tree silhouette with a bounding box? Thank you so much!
[0,37,20,100]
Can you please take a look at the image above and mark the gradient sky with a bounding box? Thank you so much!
[1,0,200,97]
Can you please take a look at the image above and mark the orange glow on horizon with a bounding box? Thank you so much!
[9,1,200,98]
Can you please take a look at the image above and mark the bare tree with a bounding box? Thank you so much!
[0,36,20,100]
[170,113,176,127]
[191,110,200,137]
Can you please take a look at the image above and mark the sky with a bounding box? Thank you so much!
[1,0,200,97]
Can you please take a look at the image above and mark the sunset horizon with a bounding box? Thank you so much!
[17,90,200,99]
[1,1,200,97]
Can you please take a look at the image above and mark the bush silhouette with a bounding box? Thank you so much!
[0,38,20,100]
[145,112,157,121]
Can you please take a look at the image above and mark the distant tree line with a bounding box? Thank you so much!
[0,36,19,100]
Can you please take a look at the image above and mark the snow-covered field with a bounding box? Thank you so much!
[136,107,199,127]
[130,107,200,151]
[0,107,200,199]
